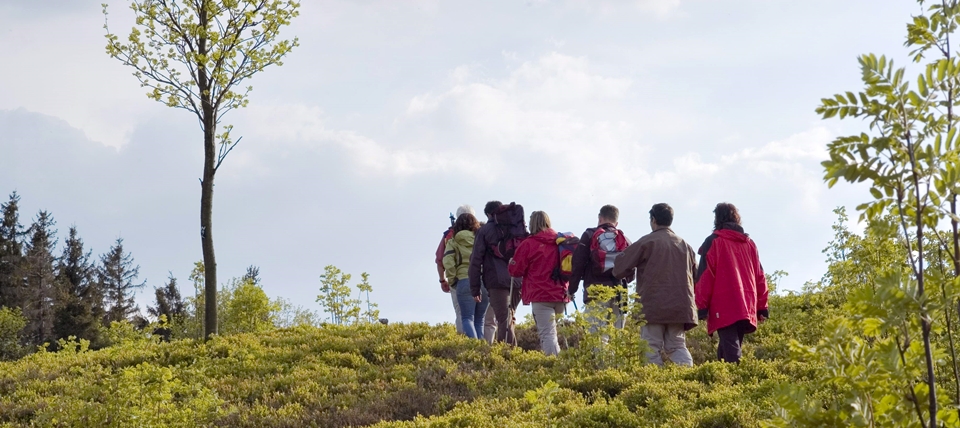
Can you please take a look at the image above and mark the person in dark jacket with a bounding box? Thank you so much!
[469,201,522,345]
[569,205,635,332]
[695,203,769,364]
[613,203,697,366]
[508,211,569,356]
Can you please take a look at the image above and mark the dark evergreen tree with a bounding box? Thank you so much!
[0,192,26,310]
[53,226,102,344]
[21,211,58,345]
[148,273,185,341]
[242,265,261,285]
[98,238,145,324]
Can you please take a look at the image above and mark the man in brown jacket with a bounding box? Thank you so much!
[613,203,698,366]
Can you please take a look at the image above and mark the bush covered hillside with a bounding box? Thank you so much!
[0,288,836,428]
[10,1,960,426]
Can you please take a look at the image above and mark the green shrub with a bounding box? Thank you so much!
[0,307,26,361]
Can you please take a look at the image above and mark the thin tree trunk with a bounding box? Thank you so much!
[953,196,959,275]
[909,140,937,427]
[199,2,218,339]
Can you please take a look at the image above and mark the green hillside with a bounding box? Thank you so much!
[0,290,836,428]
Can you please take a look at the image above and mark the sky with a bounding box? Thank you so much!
[0,0,919,324]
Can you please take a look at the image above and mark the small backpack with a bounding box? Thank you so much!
[551,232,580,282]
[490,202,529,259]
[590,225,628,275]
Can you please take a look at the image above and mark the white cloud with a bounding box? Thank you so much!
[563,0,682,18]
[237,52,834,213]
[236,103,482,179]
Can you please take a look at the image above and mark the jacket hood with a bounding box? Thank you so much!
[715,228,749,242]
[530,228,558,244]
[453,230,475,247]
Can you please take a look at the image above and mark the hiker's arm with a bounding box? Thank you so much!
[507,242,529,278]
[754,242,769,317]
[612,240,641,280]
[695,235,715,283]
[468,229,485,293]
[695,246,716,314]
[568,231,591,295]
[442,240,458,284]
[436,236,449,291]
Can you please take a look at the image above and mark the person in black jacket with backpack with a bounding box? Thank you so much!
[569,205,636,333]
[469,200,524,346]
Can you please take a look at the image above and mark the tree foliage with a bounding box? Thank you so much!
[0,192,25,310]
[317,265,380,325]
[98,238,145,325]
[102,0,300,339]
[21,211,58,345]
[53,226,103,346]
[793,1,960,425]
[148,273,186,341]
[217,276,279,336]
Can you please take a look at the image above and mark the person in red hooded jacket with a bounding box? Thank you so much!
[695,203,769,363]
[508,211,569,356]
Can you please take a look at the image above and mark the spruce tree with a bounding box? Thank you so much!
[53,226,102,344]
[241,265,261,286]
[21,211,58,345]
[98,238,145,324]
[148,273,185,341]
[0,192,25,310]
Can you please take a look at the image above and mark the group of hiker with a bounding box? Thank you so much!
[434,201,769,365]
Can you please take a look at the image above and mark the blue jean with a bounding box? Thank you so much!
[455,278,489,339]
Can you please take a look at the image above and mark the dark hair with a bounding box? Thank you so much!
[599,205,619,223]
[484,201,503,216]
[713,203,741,230]
[454,213,480,234]
[649,203,674,227]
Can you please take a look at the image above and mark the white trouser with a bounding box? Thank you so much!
[532,301,566,356]
[641,323,693,366]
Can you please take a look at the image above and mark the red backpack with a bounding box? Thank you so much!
[551,232,580,282]
[590,225,628,276]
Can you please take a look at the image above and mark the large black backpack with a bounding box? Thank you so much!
[490,202,528,260]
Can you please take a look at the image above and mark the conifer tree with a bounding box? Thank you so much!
[241,265,261,286]
[148,273,185,341]
[53,226,102,344]
[21,211,58,345]
[0,192,25,310]
[98,238,145,324]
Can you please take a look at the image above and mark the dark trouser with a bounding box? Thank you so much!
[488,287,521,346]
[717,320,754,363]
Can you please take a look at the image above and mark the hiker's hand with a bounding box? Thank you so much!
[440,280,450,293]
[474,296,482,303]
[697,309,708,321]
[758,309,769,323]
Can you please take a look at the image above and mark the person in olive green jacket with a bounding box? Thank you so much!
[443,213,490,339]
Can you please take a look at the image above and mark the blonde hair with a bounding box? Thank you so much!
[529,211,552,235]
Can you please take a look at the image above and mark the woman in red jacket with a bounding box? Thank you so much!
[694,203,769,363]
[508,211,569,356]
